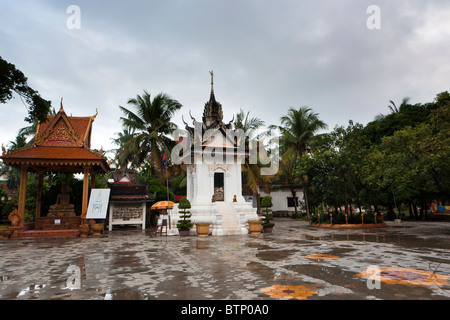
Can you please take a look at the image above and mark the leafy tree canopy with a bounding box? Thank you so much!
[0,56,51,124]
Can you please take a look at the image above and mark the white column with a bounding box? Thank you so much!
[108,204,114,231]
[142,202,146,230]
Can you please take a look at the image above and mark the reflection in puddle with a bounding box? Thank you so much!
[196,240,209,250]
[305,254,339,260]
[256,250,296,261]
[247,242,272,250]
[357,267,449,286]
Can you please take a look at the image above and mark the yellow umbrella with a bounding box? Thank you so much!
[151,201,174,210]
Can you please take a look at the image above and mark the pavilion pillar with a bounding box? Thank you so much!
[17,166,28,228]
[81,166,90,219]
[35,170,44,219]
[90,170,96,189]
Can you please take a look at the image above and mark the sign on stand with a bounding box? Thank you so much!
[86,189,111,219]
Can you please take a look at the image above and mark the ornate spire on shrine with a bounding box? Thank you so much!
[210,70,214,94]
[202,70,224,129]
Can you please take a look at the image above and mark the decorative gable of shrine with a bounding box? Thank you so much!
[34,101,96,148]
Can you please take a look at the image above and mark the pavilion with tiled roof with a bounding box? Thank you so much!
[107,170,153,231]
[1,100,110,234]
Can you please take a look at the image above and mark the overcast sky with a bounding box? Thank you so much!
[1,0,449,156]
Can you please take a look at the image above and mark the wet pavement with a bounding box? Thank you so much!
[0,219,449,300]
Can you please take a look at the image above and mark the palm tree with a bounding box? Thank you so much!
[276,107,328,156]
[234,108,265,138]
[376,97,411,120]
[119,91,182,174]
[272,107,328,218]
[388,97,410,114]
[110,128,137,171]
[276,149,301,215]
[233,108,269,213]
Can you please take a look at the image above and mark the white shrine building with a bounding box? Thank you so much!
[168,72,258,235]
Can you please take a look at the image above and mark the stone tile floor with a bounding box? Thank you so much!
[0,219,449,300]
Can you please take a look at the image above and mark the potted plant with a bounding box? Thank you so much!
[261,196,274,233]
[177,198,193,236]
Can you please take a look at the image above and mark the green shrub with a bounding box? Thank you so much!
[260,196,274,228]
[177,197,193,230]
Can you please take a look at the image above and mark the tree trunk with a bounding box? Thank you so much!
[344,191,349,215]
[255,192,261,215]
[290,187,298,215]
[413,203,419,220]
[408,203,414,219]
[303,187,310,220]
[419,202,425,220]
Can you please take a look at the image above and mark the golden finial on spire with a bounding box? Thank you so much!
[93,108,98,119]
[60,97,64,111]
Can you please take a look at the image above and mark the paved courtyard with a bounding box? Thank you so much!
[0,219,449,300]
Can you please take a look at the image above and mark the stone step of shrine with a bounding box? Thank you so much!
[216,202,242,235]
[17,229,80,239]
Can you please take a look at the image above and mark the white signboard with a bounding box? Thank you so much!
[86,189,111,219]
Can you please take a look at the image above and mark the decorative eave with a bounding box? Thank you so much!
[1,147,110,173]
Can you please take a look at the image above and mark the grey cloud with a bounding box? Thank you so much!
[0,0,449,152]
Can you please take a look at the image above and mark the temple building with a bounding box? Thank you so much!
[169,72,258,235]
[1,100,109,237]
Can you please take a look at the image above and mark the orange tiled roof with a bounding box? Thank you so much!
[1,145,108,172]
[1,106,109,173]
[3,145,102,160]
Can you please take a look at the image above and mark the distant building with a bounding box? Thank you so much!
[258,184,304,216]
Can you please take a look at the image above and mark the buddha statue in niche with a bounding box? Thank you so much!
[48,184,75,217]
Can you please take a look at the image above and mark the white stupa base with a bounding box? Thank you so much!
[167,201,258,236]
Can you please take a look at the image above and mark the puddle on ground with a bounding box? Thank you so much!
[256,250,296,261]
[301,230,450,250]
[246,261,276,279]
[247,242,272,250]
[286,264,442,300]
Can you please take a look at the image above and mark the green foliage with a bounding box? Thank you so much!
[0,188,13,225]
[170,168,187,196]
[147,177,175,202]
[176,197,193,230]
[118,90,182,171]
[300,91,450,222]
[261,196,273,208]
[260,196,274,228]
[0,56,51,123]
[178,197,191,209]
[272,106,328,218]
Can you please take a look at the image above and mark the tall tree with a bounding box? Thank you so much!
[233,108,269,213]
[119,91,182,174]
[111,128,137,171]
[276,107,328,156]
[271,107,328,218]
